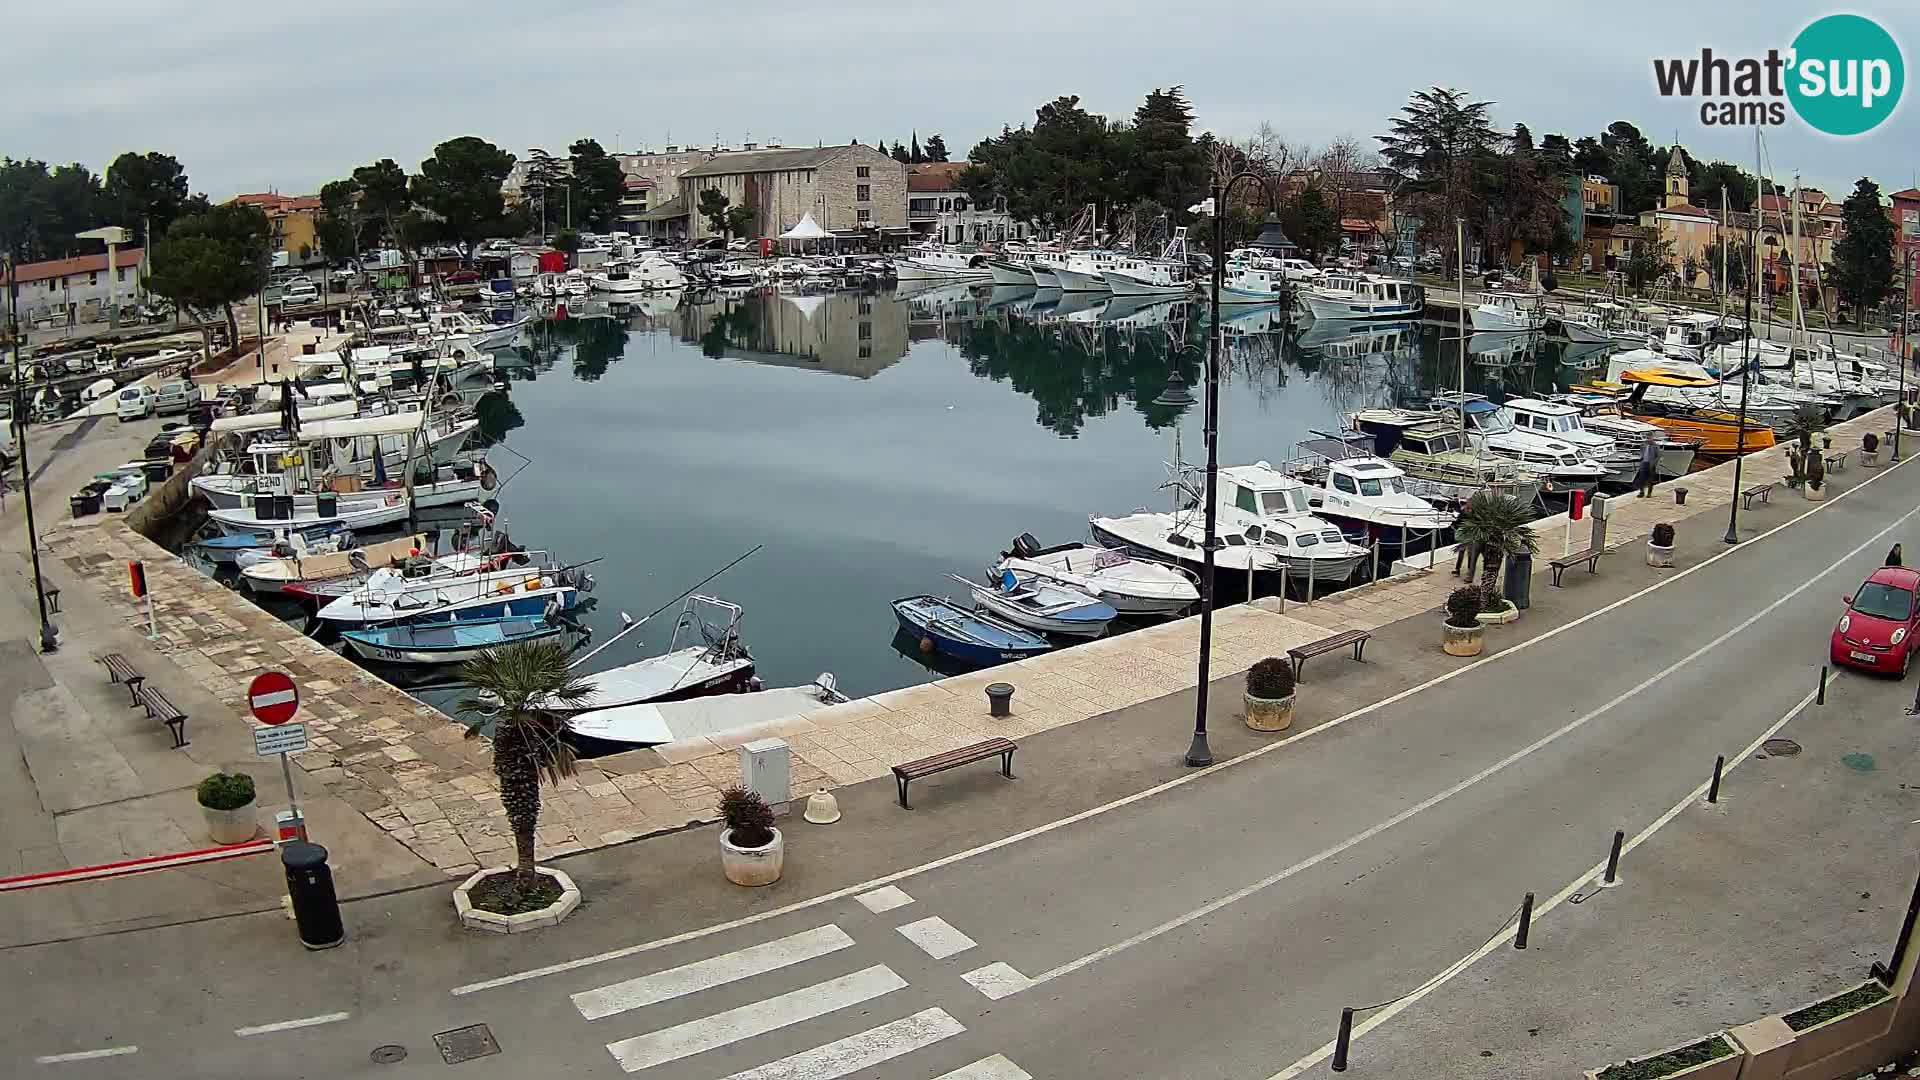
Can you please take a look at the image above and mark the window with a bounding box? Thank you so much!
[858,321,872,340]
[857,298,872,315]
[1223,534,1246,546]
[856,166,870,178]
[858,344,872,360]
[1297,534,1320,547]
[1852,583,1915,621]
[1235,487,1258,513]
[1331,474,1358,495]
[857,209,871,223]
[117,268,128,282]
[856,185,870,202]
[88,271,99,286]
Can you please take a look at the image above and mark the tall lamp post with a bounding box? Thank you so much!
[5,257,60,653]
[1724,194,1760,545]
[1897,249,1913,465]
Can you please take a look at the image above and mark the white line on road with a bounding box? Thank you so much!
[896,916,977,960]
[573,925,855,1021]
[233,1012,351,1037]
[1265,681,1827,1079]
[718,1007,964,1080]
[960,962,1034,1000]
[854,885,915,914]
[450,456,1913,998]
[604,964,907,1073]
[34,1047,138,1064]
[934,1055,1036,1080]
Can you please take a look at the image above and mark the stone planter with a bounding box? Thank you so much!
[721,827,784,887]
[1243,691,1295,732]
[1442,621,1485,657]
[1581,1033,1740,1080]
[1861,449,1880,468]
[1804,483,1827,502]
[454,866,581,933]
[202,801,258,845]
[1647,542,1675,568]
[1475,600,1518,626]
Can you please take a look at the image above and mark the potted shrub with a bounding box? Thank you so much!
[1243,657,1296,732]
[1443,585,1487,656]
[1804,452,1827,502]
[198,772,258,844]
[720,786,784,886]
[1647,522,1676,567]
[1862,431,1880,468]
[1454,491,1535,623]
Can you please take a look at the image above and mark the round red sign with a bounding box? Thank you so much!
[247,671,300,725]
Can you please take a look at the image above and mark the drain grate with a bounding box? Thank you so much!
[1762,738,1802,757]
[434,1024,500,1065]
[370,1045,407,1065]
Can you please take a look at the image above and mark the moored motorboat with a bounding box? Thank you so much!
[565,675,848,756]
[548,595,755,713]
[892,594,1053,666]
[955,571,1116,638]
[340,614,568,665]
[996,534,1198,616]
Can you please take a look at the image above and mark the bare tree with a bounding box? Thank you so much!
[1312,136,1378,224]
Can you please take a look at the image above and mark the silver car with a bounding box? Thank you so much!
[153,380,200,416]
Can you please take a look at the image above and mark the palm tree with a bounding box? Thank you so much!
[458,640,592,888]
[1453,491,1539,602]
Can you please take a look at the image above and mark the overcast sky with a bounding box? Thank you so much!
[3,1,1912,202]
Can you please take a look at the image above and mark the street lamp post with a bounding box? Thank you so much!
[5,257,60,653]
[1898,250,1913,464]
[1723,209,1758,545]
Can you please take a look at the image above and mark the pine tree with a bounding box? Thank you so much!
[1831,177,1896,328]
[924,134,950,163]
[910,132,924,164]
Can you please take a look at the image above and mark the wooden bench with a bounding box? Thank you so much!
[43,582,60,614]
[1548,548,1603,587]
[135,685,189,749]
[1825,450,1850,473]
[99,653,145,706]
[893,738,1016,809]
[1741,483,1776,510]
[1288,629,1373,679]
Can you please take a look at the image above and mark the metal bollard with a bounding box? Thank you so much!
[282,841,344,949]
[1600,829,1625,887]
[1707,754,1725,804]
[1331,1007,1355,1072]
[1515,892,1534,949]
[1817,665,1827,705]
[985,682,1014,718]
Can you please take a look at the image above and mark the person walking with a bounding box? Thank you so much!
[1888,543,1904,567]
[1636,437,1660,498]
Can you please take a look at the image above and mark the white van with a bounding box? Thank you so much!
[116,385,157,421]
[154,380,200,416]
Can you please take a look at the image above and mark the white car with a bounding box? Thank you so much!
[282,282,320,306]
[115,385,157,421]
[1276,259,1322,282]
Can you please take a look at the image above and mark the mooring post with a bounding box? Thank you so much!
[1331,1007,1355,1072]
[1707,754,1725,804]
[1515,892,1534,949]
[1601,829,1625,886]
[1817,665,1827,705]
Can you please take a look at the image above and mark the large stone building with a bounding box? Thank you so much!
[906,163,1025,244]
[678,144,907,243]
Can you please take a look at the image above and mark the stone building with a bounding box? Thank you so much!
[906,163,1025,244]
[678,144,907,242]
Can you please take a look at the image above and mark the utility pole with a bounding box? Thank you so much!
[6,256,60,653]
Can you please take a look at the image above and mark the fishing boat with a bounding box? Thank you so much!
[340,614,567,665]
[1555,302,1625,345]
[1423,394,1608,494]
[316,559,586,626]
[892,595,1053,666]
[590,256,687,293]
[208,491,415,536]
[995,534,1198,616]
[987,255,1039,286]
[1470,292,1546,333]
[1103,229,1194,297]
[894,245,993,281]
[1028,256,1063,289]
[1301,272,1424,321]
[233,528,355,572]
[238,532,424,594]
[954,571,1117,638]
[552,595,756,713]
[1053,250,1125,293]
[1649,313,1722,359]
[1281,450,1456,549]
[566,675,848,756]
[1336,417,1546,507]
[1214,264,1290,304]
[190,521,348,566]
[193,459,493,513]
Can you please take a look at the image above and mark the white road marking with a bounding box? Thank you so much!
[604,964,907,1073]
[450,453,1912,998]
[854,885,915,914]
[935,1055,1035,1080]
[896,916,977,960]
[1014,495,1920,995]
[960,962,1034,1000]
[1266,680,1829,1078]
[718,1007,964,1080]
[233,1011,350,1037]
[34,1047,138,1064]
[573,925,855,1021]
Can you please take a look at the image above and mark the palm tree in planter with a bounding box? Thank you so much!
[1452,491,1538,621]
[457,639,592,916]
[1243,657,1296,732]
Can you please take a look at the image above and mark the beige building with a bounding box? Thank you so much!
[679,144,907,242]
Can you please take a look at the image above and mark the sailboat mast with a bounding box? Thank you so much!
[1456,217,1467,447]
[1790,174,1804,338]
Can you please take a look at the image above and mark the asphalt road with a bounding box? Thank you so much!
[6,458,1920,1079]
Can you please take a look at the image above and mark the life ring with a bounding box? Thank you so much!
[479,464,497,491]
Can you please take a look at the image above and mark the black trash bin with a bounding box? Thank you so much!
[1503,551,1533,611]
[315,493,338,518]
[282,841,344,949]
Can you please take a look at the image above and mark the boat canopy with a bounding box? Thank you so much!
[293,351,344,368]
[209,400,358,433]
[298,412,428,439]
[1618,368,1718,388]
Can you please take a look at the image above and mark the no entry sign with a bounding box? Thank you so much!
[248,672,300,725]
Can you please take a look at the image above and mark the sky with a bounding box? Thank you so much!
[2,1,1914,202]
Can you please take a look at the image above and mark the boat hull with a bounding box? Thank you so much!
[894,262,991,282]
[341,620,562,665]
[1560,321,1613,345]
[1303,294,1423,321]
[1030,266,1061,288]
[892,597,1052,665]
[1053,267,1109,293]
[988,261,1036,286]
[1104,271,1187,297]
[209,497,412,536]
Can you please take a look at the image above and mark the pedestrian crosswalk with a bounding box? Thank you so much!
[569,903,1032,1078]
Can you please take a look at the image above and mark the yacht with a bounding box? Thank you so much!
[894,245,992,281]
[1498,397,1643,485]
[1282,449,1457,549]
[1204,462,1373,584]
[1301,272,1424,320]
[1426,393,1608,494]
[1470,292,1546,333]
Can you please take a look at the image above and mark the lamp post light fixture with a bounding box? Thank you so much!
[5,255,60,653]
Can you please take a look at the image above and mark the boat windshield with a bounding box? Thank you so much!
[1853,583,1914,622]
[1260,490,1309,515]
[1357,475,1400,497]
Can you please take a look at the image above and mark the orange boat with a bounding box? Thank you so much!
[1574,370,1775,459]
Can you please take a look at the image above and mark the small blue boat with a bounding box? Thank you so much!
[191,522,346,565]
[892,595,1052,667]
[339,614,563,665]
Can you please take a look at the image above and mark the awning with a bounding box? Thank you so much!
[780,213,832,240]
[209,400,357,433]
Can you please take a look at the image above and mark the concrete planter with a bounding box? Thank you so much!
[1243,692,1295,732]
[1862,450,1881,468]
[1582,1033,1739,1080]
[453,866,581,933]
[202,801,258,845]
[1442,621,1485,656]
[721,827,784,887]
[1647,542,1675,568]
[1475,600,1518,626]
[1805,483,1827,502]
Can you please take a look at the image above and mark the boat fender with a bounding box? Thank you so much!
[479,465,497,492]
[919,636,935,654]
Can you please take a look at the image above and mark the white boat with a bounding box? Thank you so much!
[1214,264,1290,304]
[208,492,415,536]
[234,528,355,572]
[551,596,755,713]
[1028,257,1062,289]
[1546,392,1700,479]
[988,257,1038,286]
[567,675,846,752]
[1470,291,1546,333]
[425,309,530,351]
[1557,301,1627,345]
[1053,250,1124,292]
[1301,272,1424,320]
[1498,397,1642,484]
[894,245,992,281]
[997,534,1198,616]
[591,256,687,293]
[1089,510,1286,589]
[238,532,431,594]
[1281,452,1456,542]
[1428,393,1608,493]
[1103,229,1194,297]
[316,560,585,626]
[1202,463,1373,583]
[954,572,1117,638]
[1649,313,1721,359]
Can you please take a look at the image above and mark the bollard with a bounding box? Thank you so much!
[985,682,1014,718]
[1515,892,1534,949]
[1331,1007,1355,1072]
[1308,555,1317,604]
[282,841,344,949]
[1817,665,1827,705]
[1600,829,1625,887]
[1707,754,1725,804]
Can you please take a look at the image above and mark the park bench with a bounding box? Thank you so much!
[893,738,1017,809]
[1741,483,1776,510]
[1287,629,1373,680]
[1548,548,1603,587]
[134,684,189,749]
[1825,450,1850,473]
[99,653,145,706]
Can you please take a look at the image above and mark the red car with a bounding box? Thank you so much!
[1831,566,1920,676]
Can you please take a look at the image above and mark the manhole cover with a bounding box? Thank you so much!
[434,1024,500,1065]
[370,1045,407,1065]
[1762,738,1802,757]
[1843,752,1878,772]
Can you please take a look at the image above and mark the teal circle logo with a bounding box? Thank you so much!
[1788,14,1904,136]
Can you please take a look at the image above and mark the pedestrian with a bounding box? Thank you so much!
[1888,543,1904,567]
[1453,539,1480,579]
[1636,437,1660,498]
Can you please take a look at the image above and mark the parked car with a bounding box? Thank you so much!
[1831,566,1920,677]
[153,380,200,416]
[1276,258,1322,282]
[115,385,157,421]
[444,270,482,285]
[282,281,320,305]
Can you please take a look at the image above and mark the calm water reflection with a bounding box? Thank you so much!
[453,286,1611,706]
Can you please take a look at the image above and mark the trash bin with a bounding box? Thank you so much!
[1503,552,1533,611]
[281,841,344,950]
[315,493,337,518]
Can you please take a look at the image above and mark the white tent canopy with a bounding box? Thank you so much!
[779,213,832,241]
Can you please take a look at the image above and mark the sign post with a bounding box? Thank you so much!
[248,672,308,842]
[128,560,156,641]
[1565,490,1586,558]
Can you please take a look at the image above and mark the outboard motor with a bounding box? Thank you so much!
[1011,532,1041,558]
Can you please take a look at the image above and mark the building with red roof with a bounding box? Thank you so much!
[0,248,147,326]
